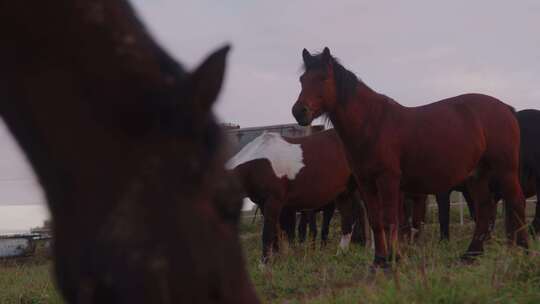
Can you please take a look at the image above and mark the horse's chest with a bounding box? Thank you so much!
[346,144,396,174]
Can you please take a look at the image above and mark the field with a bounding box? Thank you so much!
[2,201,540,303]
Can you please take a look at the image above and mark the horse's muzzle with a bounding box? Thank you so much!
[292,103,312,126]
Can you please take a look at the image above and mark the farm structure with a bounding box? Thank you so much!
[222,123,324,157]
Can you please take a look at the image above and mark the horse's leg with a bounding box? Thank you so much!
[261,199,283,263]
[321,203,336,247]
[364,176,400,269]
[351,193,367,246]
[435,191,451,241]
[463,178,496,259]
[497,173,528,249]
[308,210,317,247]
[411,194,427,242]
[298,211,308,243]
[336,194,354,250]
[531,177,540,235]
[398,193,411,242]
[462,188,476,221]
[279,207,296,244]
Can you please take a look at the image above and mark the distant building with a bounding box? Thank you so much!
[222,123,325,158]
[220,123,240,130]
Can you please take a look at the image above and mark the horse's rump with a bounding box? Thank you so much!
[400,93,519,193]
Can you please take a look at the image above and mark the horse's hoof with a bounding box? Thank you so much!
[528,223,540,238]
[258,258,271,271]
[259,256,270,270]
[439,237,450,243]
[460,252,482,264]
[336,247,348,256]
[368,263,393,278]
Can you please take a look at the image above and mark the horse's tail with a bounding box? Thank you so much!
[510,107,527,188]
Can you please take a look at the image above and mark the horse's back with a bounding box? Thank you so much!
[285,129,349,179]
[284,129,352,208]
[414,93,518,147]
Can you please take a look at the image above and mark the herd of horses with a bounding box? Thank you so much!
[0,0,538,303]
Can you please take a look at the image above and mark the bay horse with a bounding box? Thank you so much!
[435,109,540,240]
[292,47,528,268]
[228,129,365,262]
[0,1,259,303]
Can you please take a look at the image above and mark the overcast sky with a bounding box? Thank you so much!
[1,0,539,206]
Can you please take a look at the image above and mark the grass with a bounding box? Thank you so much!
[244,201,540,303]
[0,245,63,304]
[1,202,539,303]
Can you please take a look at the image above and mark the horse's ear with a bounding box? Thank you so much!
[188,44,231,112]
[321,47,332,64]
[302,48,313,66]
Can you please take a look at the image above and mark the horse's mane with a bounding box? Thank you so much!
[304,52,370,105]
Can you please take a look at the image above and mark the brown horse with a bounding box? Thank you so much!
[0,1,259,303]
[292,47,528,268]
[436,108,540,240]
[228,129,365,262]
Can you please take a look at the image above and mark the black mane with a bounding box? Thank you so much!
[304,52,365,104]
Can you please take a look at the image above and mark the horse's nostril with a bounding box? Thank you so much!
[301,106,308,114]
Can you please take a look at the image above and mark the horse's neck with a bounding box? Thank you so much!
[329,85,404,149]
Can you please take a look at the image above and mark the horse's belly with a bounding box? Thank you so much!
[400,124,485,193]
[401,157,479,193]
[286,179,347,210]
[287,189,344,210]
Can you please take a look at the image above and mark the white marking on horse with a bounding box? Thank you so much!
[226,132,305,179]
[339,233,352,250]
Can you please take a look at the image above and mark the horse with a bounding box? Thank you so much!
[292,47,528,268]
[517,109,540,233]
[0,1,259,303]
[227,129,365,262]
[435,109,540,240]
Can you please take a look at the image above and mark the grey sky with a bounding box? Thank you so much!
[1,0,539,205]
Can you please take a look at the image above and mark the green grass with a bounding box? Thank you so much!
[0,245,63,304]
[1,202,539,303]
[244,201,540,303]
